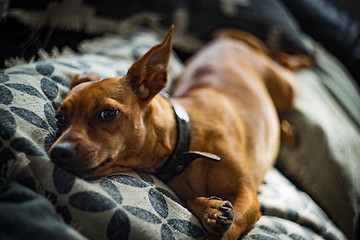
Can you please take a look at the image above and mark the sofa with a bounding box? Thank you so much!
[0,0,359,239]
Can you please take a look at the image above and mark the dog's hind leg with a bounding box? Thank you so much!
[263,60,299,110]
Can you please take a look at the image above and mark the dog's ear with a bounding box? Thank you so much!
[70,72,102,89]
[125,26,174,101]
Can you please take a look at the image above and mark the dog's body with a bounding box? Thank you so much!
[50,26,299,239]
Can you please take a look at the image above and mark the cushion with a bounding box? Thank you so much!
[0,29,346,239]
[277,35,360,239]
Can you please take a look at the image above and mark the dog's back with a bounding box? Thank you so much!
[172,34,297,186]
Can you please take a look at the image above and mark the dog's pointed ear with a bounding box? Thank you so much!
[125,26,174,100]
[70,72,102,89]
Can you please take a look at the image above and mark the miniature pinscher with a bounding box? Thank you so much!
[50,26,305,239]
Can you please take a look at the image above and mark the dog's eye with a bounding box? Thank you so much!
[55,114,67,127]
[99,109,119,120]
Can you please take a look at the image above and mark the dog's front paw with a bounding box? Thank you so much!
[186,196,234,237]
[204,196,234,236]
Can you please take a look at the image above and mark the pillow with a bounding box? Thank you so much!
[277,35,360,239]
[0,29,204,240]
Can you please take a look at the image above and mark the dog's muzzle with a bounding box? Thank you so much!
[50,142,77,166]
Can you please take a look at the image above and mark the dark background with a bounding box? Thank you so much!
[1,0,359,85]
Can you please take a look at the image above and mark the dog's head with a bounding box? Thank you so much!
[50,26,174,178]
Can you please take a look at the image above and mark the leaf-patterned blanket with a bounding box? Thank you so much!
[0,29,351,239]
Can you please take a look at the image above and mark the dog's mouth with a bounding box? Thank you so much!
[73,157,132,179]
[91,157,114,170]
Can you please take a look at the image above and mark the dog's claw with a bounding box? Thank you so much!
[223,209,234,220]
[224,201,233,209]
[216,215,227,223]
[218,206,229,211]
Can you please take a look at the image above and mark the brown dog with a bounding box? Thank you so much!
[50,26,300,239]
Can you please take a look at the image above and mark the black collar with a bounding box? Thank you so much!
[155,93,221,182]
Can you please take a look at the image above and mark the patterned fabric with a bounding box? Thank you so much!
[34,164,205,239]
[0,29,346,239]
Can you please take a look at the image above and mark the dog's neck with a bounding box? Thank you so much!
[154,94,191,181]
[146,93,220,182]
[140,95,177,171]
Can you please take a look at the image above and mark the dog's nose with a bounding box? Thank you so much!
[50,142,76,165]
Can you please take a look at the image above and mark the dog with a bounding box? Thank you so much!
[50,26,305,239]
